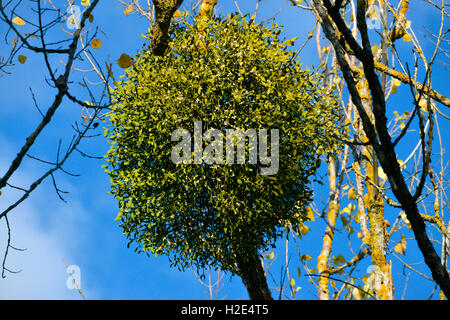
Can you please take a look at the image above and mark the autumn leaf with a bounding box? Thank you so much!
[299,223,310,235]
[340,214,348,227]
[353,287,362,300]
[289,278,296,288]
[348,187,357,200]
[341,203,355,214]
[305,207,314,221]
[18,55,27,64]
[403,33,412,42]
[415,94,435,113]
[12,16,26,26]
[300,254,312,261]
[391,78,402,94]
[117,53,133,69]
[378,166,387,181]
[173,10,183,19]
[265,252,275,260]
[371,44,379,55]
[114,211,123,221]
[124,5,134,16]
[81,0,91,6]
[332,254,346,265]
[399,211,411,229]
[394,234,407,255]
[91,39,102,49]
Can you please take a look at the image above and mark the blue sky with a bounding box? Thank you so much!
[0,0,448,299]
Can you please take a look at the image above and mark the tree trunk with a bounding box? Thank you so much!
[236,252,273,300]
[152,0,184,56]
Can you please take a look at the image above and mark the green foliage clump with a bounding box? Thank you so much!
[104,14,342,274]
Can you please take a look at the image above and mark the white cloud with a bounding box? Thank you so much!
[0,208,82,299]
[0,149,101,299]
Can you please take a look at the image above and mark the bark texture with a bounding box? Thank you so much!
[236,252,273,300]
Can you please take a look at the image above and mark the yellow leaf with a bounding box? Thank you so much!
[12,16,26,26]
[117,53,133,69]
[197,19,208,32]
[81,0,91,6]
[305,207,314,221]
[416,94,435,113]
[332,254,346,265]
[391,86,398,94]
[391,78,401,94]
[300,254,312,261]
[124,5,134,16]
[348,203,355,212]
[173,10,182,19]
[399,211,411,229]
[91,39,102,49]
[89,14,94,23]
[289,278,296,288]
[317,145,324,155]
[402,33,412,42]
[353,287,362,300]
[393,79,402,87]
[341,203,355,214]
[378,166,387,181]
[18,55,27,64]
[265,252,275,260]
[299,223,310,235]
[394,235,406,255]
[114,211,123,221]
[348,187,357,200]
[371,44,379,56]
[321,46,330,54]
